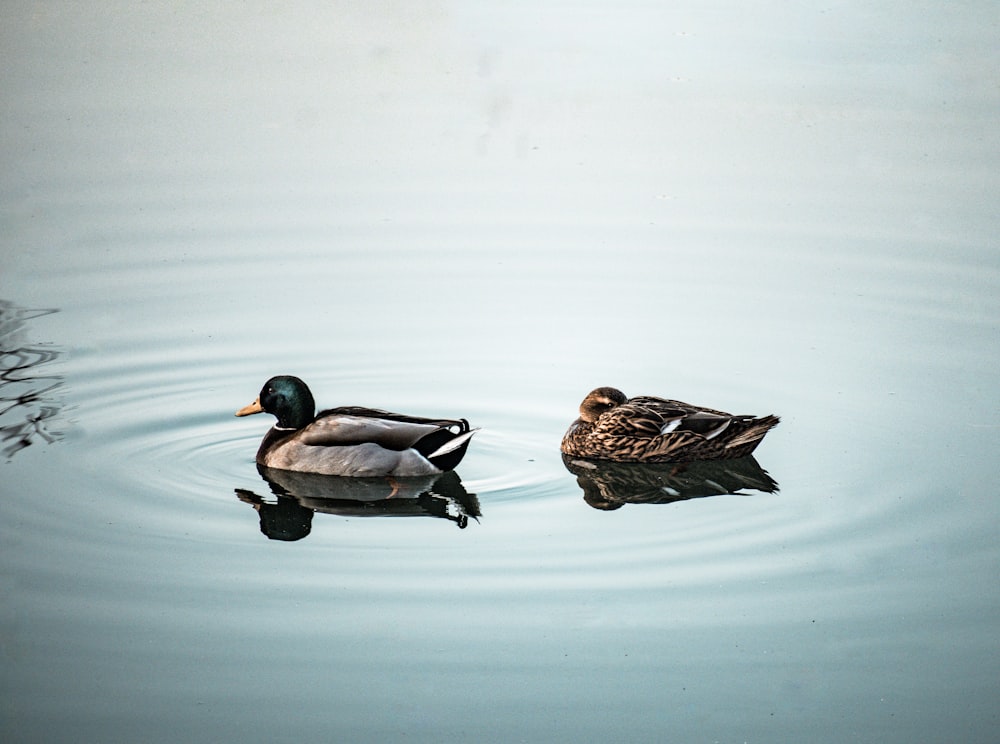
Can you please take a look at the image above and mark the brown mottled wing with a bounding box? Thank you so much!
[588,400,699,461]
[596,397,754,461]
[597,400,682,435]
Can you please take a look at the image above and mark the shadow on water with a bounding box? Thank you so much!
[235,466,480,541]
[0,299,63,459]
[562,454,778,511]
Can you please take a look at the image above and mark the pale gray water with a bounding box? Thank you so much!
[2,3,999,743]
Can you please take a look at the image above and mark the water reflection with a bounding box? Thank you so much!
[562,454,777,511]
[236,466,480,541]
[0,299,63,459]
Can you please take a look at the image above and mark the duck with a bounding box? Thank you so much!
[235,375,478,477]
[561,387,779,463]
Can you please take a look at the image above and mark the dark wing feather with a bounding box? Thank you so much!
[318,406,470,432]
[627,396,734,418]
[297,413,444,451]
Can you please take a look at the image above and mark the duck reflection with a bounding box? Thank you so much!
[0,299,63,459]
[235,466,480,541]
[562,454,778,511]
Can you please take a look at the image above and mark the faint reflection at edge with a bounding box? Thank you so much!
[0,299,64,459]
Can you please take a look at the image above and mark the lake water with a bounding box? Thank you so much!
[2,3,998,743]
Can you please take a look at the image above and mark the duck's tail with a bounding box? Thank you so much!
[724,415,780,455]
[417,427,480,472]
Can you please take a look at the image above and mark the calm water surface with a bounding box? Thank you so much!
[2,3,999,743]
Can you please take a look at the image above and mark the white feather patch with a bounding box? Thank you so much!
[427,428,479,459]
[660,418,682,435]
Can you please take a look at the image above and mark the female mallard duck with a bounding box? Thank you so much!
[561,387,779,463]
[236,376,478,477]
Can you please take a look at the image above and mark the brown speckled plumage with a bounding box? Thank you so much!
[561,386,779,463]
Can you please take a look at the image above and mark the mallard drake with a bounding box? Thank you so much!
[561,387,779,463]
[235,376,478,477]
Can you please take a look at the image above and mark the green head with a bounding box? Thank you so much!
[236,375,316,430]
